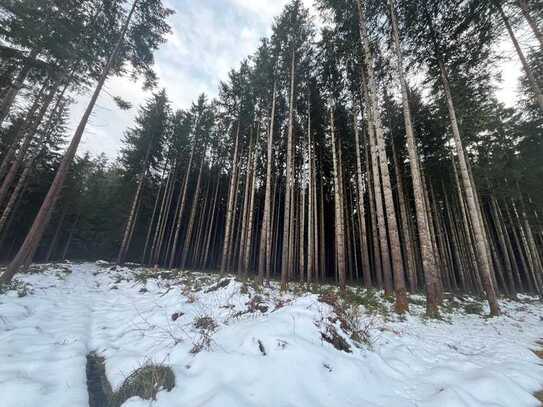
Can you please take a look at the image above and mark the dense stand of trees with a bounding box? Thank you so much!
[1,0,542,316]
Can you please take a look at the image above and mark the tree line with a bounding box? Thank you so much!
[0,0,542,317]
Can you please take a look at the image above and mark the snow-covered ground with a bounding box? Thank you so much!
[0,262,542,407]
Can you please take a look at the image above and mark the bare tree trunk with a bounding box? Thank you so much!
[0,0,139,284]
[494,0,543,113]
[0,82,58,208]
[353,108,372,288]
[61,213,80,261]
[0,48,40,125]
[243,143,258,276]
[389,0,439,313]
[0,84,47,182]
[117,138,153,265]
[220,120,241,273]
[169,132,199,268]
[154,166,177,264]
[281,48,296,289]
[435,55,500,314]
[142,170,166,264]
[0,162,30,236]
[358,0,408,313]
[257,83,276,282]
[203,176,220,269]
[330,108,346,289]
[391,142,417,293]
[180,152,206,269]
[45,205,68,263]
[307,100,315,283]
[366,136,382,288]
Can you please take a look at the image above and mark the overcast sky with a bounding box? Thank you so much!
[69,0,524,160]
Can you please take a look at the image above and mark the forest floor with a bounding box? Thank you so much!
[0,261,542,407]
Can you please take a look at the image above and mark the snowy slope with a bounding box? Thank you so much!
[0,262,542,407]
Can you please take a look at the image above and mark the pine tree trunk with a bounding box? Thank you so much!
[353,109,372,287]
[436,58,500,315]
[391,142,418,293]
[243,145,258,276]
[142,170,166,264]
[0,82,58,209]
[45,205,68,263]
[169,133,199,268]
[389,0,439,312]
[117,137,153,265]
[0,0,139,284]
[257,83,276,282]
[0,48,40,126]
[220,120,241,273]
[366,135,382,288]
[238,138,254,273]
[155,166,177,265]
[180,152,206,269]
[0,84,47,182]
[281,48,296,289]
[330,108,346,289]
[358,0,408,312]
[0,162,31,236]
[307,101,315,283]
[61,213,80,260]
[494,0,543,113]
[203,176,220,269]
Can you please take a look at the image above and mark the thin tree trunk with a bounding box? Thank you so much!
[45,205,68,263]
[0,48,40,125]
[220,119,241,273]
[0,162,30,236]
[257,82,276,283]
[203,176,220,269]
[331,107,347,289]
[389,0,439,313]
[358,0,408,312]
[0,82,58,209]
[169,132,199,268]
[430,23,500,314]
[117,139,153,265]
[243,143,258,276]
[353,108,372,288]
[281,48,296,290]
[307,100,315,284]
[180,152,206,270]
[61,213,80,261]
[494,0,543,113]
[142,170,166,264]
[0,0,139,284]
[391,141,417,293]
